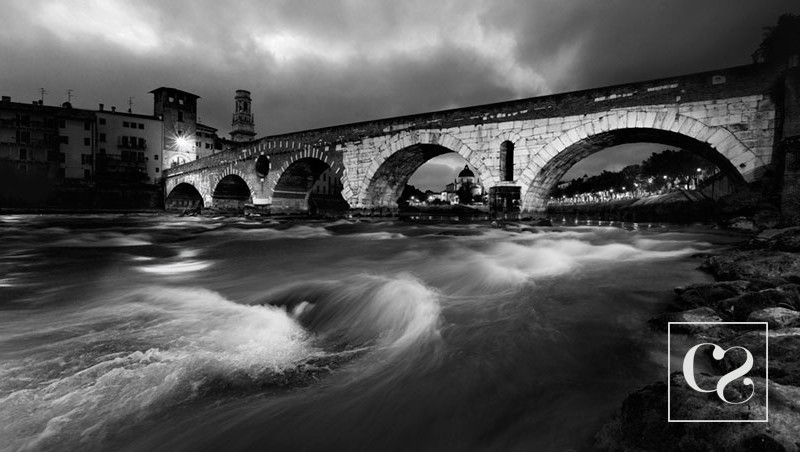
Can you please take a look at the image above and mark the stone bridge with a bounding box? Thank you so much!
[164,63,800,216]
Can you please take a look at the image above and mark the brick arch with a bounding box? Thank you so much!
[267,152,349,210]
[518,110,764,212]
[167,175,212,204]
[211,169,255,201]
[353,130,496,208]
[274,148,344,180]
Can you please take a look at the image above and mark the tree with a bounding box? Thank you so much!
[752,13,800,64]
[456,182,475,204]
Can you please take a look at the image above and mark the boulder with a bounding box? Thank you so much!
[650,307,723,334]
[716,287,800,321]
[700,250,800,283]
[596,374,800,451]
[747,307,800,329]
[672,281,750,310]
[726,216,758,232]
[774,228,800,252]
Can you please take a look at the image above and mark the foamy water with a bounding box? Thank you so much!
[0,215,739,451]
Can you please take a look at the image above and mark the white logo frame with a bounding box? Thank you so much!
[667,321,769,423]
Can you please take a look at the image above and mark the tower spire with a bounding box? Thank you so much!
[230,90,256,142]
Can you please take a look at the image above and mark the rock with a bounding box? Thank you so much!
[650,307,723,334]
[700,250,800,283]
[726,216,758,232]
[747,307,800,328]
[774,228,800,252]
[716,286,800,321]
[532,218,553,227]
[672,281,750,311]
[596,374,800,451]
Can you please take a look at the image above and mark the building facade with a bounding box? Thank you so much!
[95,107,164,184]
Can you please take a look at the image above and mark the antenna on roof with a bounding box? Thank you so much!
[128,97,134,113]
[39,88,47,103]
[66,89,74,104]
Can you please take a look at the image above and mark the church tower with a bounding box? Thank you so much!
[230,89,256,142]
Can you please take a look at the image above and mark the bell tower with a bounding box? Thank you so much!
[230,89,256,142]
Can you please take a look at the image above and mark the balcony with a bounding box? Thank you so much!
[118,137,147,149]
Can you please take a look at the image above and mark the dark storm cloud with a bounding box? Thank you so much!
[1,0,798,189]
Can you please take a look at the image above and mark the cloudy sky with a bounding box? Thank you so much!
[1,0,797,190]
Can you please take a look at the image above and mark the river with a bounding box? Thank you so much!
[0,214,743,451]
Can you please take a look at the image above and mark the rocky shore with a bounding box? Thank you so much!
[596,227,800,451]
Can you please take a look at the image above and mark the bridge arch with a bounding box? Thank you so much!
[271,156,348,214]
[166,182,204,211]
[211,172,254,211]
[519,110,765,211]
[355,131,496,209]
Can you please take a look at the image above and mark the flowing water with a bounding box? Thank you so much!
[0,214,743,451]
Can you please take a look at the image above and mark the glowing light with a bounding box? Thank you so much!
[175,136,191,152]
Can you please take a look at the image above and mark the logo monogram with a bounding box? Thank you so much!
[667,322,768,422]
[682,342,755,404]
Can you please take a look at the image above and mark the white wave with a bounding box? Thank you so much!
[50,232,151,247]
[0,287,315,452]
[135,260,213,274]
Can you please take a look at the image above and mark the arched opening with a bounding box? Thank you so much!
[499,141,514,181]
[524,128,748,212]
[365,144,487,210]
[212,174,252,212]
[272,158,347,214]
[255,155,270,179]
[166,183,203,211]
[170,156,188,168]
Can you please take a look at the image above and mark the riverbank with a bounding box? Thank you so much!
[595,227,800,451]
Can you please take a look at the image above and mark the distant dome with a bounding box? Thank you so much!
[458,165,474,178]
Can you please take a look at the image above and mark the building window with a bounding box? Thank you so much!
[195,141,200,147]
[178,98,184,105]
[59,152,66,163]
[84,137,91,146]
[19,148,27,160]
[84,121,91,131]
[205,143,211,149]
[81,154,92,164]
[99,148,106,155]
[154,154,158,160]
[84,169,91,179]
[168,96,174,103]
[17,130,30,144]
[155,167,159,173]
[58,119,66,128]
[99,133,106,142]
[138,137,145,147]
[138,123,144,129]
[123,121,129,127]
[99,118,106,125]
[59,135,68,144]
[178,111,184,122]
